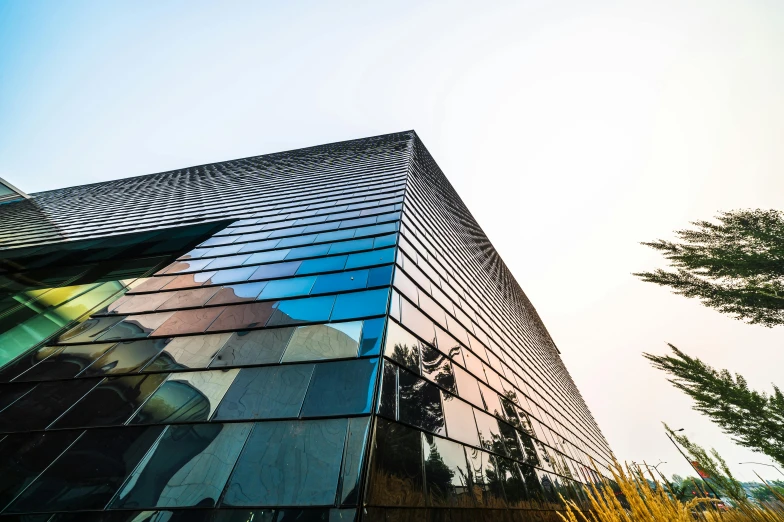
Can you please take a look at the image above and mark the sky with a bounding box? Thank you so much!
[2,0,783,482]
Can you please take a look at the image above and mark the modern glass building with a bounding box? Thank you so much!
[0,131,613,522]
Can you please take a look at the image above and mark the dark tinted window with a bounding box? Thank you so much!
[0,378,100,433]
[398,368,445,436]
[300,359,378,417]
[367,418,424,506]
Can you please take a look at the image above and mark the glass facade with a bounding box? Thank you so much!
[0,132,613,521]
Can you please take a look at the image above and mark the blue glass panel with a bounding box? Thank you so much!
[258,276,317,300]
[327,238,373,255]
[354,222,398,238]
[213,364,314,420]
[244,249,290,265]
[208,266,257,285]
[340,217,376,228]
[281,322,362,362]
[310,270,368,295]
[300,358,378,417]
[110,423,253,509]
[344,248,395,270]
[330,288,389,321]
[238,239,280,253]
[277,234,317,248]
[205,254,252,271]
[222,419,348,507]
[315,229,354,243]
[249,261,301,281]
[296,255,347,275]
[372,233,397,248]
[267,295,336,326]
[285,244,331,260]
[367,265,394,288]
[359,317,386,356]
[206,282,267,305]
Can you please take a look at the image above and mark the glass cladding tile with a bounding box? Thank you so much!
[0,382,36,411]
[131,276,178,293]
[207,302,276,331]
[210,328,295,367]
[258,276,317,300]
[213,364,314,420]
[399,299,436,346]
[478,382,504,418]
[330,288,388,321]
[377,361,397,420]
[372,233,397,249]
[222,418,348,507]
[207,266,258,286]
[0,345,61,383]
[238,239,279,254]
[206,282,267,305]
[452,365,483,409]
[441,392,479,447]
[285,244,331,259]
[96,313,176,341]
[367,265,394,288]
[0,430,82,509]
[367,418,424,507]
[344,248,395,270]
[327,238,373,255]
[81,338,171,376]
[0,378,100,433]
[112,293,174,314]
[145,333,232,371]
[296,255,348,275]
[420,344,456,394]
[300,358,378,417]
[383,320,420,374]
[398,368,445,435]
[249,261,301,281]
[5,425,164,513]
[338,416,371,506]
[280,322,361,363]
[130,369,239,424]
[162,272,216,291]
[110,422,253,509]
[204,254,252,271]
[156,287,220,311]
[464,447,507,507]
[267,295,335,326]
[57,316,126,344]
[244,249,290,265]
[14,343,116,381]
[422,433,473,508]
[473,409,507,456]
[51,373,168,429]
[162,258,214,274]
[151,307,224,336]
[310,270,368,295]
[358,317,385,357]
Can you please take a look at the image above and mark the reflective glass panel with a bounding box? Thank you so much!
[52,373,168,429]
[130,369,239,424]
[249,261,301,281]
[82,338,171,376]
[398,369,445,436]
[5,425,164,513]
[207,267,257,286]
[338,416,371,506]
[15,343,116,381]
[207,302,276,331]
[310,270,369,296]
[258,276,317,300]
[96,313,176,341]
[383,320,420,374]
[421,344,455,393]
[57,316,126,344]
[281,322,362,363]
[206,282,267,306]
[267,295,335,326]
[152,307,225,336]
[358,317,385,357]
[144,333,232,371]
[213,364,314,420]
[110,423,253,509]
[300,358,378,417]
[441,392,479,447]
[423,433,473,507]
[0,378,100,433]
[473,409,507,456]
[0,382,35,411]
[156,287,220,311]
[295,255,347,275]
[0,430,82,509]
[452,365,484,409]
[400,300,436,346]
[210,328,295,367]
[366,265,394,288]
[377,361,397,420]
[0,344,61,383]
[367,418,424,506]
[222,418,348,506]
[465,447,507,507]
[329,289,388,321]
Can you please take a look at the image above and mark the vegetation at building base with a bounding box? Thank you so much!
[558,427,784,522]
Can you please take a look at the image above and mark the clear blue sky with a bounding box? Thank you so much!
[2,0,784,482]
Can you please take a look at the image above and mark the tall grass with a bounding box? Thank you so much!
[558,461,784,522]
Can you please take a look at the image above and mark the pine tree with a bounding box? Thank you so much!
[634,209,784,327]
[646,347,784,468]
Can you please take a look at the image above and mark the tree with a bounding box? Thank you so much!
[634,209,784,327]
[645,346,784,468]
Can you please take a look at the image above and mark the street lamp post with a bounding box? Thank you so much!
[739,462,784,479]
[666,428,722,500]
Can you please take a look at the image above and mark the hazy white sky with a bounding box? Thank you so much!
[2,0,783,482]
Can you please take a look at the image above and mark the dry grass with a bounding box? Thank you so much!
[558,462,784,522]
